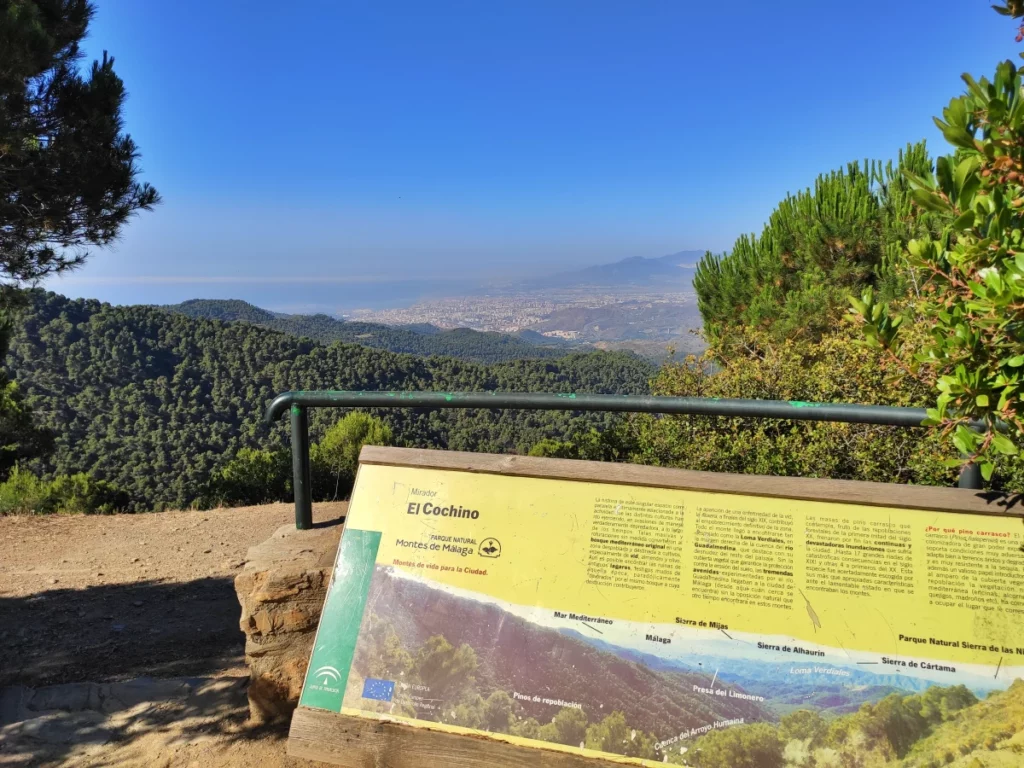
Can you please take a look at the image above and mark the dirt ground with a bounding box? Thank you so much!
[0,503,347,767]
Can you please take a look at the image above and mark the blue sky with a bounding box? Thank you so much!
[48,0,1013,311]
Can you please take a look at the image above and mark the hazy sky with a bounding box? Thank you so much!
[47,0,1012,310]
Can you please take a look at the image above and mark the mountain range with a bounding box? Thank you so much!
[163,299,572,364]
[517,250,705,290]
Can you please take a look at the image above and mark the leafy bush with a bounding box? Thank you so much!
[311,412,393,501]
[0,465,49,514]
[852,10,1024,478]
[0,466,129,515]
[209,447,291,507]
[624,333,966,487]
[46,473,131,514]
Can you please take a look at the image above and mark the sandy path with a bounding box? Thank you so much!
[0,503,346,766]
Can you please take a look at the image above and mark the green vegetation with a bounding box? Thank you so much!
[2,1,1022,510]
[0,465,128,515]
[211,412,395,507]
[0,371,52,479]
[165,298,569,364]
[0,0,158,296]
[1,290,652,512]
[643,2,1024,488]
[900,680,1024,767]
[0,0,157,502]
[625,333,961,487]
[309,412,393,501]
[693,142,936,346]
[852,50,1024,480]
[665,684,995,767]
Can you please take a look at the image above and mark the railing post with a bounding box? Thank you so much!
[958,424,984,490]
[291,404,313,529]
[958,463,982,490]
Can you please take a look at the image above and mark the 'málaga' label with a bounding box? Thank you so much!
[407,501,480,520]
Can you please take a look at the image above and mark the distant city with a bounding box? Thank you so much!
[346,251,706,358]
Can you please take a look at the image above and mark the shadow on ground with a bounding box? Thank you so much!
[0,674,296,768]
[0,576,244,688]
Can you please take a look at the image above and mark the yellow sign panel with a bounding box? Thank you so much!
[300,459,1024,766]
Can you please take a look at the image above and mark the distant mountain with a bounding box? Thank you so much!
[560,629,930,719]
[164,299,573,364]
[522,251,705,290]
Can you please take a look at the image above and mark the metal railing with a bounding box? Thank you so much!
[264,390,982,529]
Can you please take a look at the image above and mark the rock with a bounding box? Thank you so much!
[49,578,59,585]
[3,710,113,746]
[234,516,343,724]
[26,683,94,713]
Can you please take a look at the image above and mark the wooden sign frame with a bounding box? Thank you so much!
[288,447,1022,767]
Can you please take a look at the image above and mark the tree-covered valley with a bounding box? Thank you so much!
[1,290,653,512]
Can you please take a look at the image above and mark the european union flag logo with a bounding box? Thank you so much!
[362,678,395,702]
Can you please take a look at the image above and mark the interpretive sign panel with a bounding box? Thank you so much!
[288,447,1024,768]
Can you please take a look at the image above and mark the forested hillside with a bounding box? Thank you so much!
[165,298,570,364]
[2,291,652,512]
[622,133,1024,492]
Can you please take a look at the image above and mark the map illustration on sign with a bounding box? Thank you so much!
[299,461,1024,766]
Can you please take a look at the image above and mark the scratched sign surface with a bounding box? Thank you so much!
[299,463,1024,767]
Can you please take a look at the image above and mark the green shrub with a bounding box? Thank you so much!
[0,467,129,515]
[627,332,963,487]
[210,447,291,507]
[0,465,50,514]
[46,473,130,514]
[311,412,392,501]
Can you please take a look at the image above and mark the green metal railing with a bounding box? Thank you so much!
[264,390,983,529]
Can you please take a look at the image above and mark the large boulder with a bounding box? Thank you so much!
[234,517,343,723]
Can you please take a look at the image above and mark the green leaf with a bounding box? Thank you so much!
[991,432,1019,455]
[912,188,952,213]
[976,394,990,407]
[1007,355,1024,367]
[953,424,979,455]
[954,156,980,196]
[980,461,995,482]
[962,73,988,101]
[951,210,976,230]
[935,112,976,150]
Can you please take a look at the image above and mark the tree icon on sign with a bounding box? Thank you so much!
[479,538,501,558]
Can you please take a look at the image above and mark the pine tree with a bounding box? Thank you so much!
[1,0,157,472]
[693,142,936,345]
[0,0,159,296]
